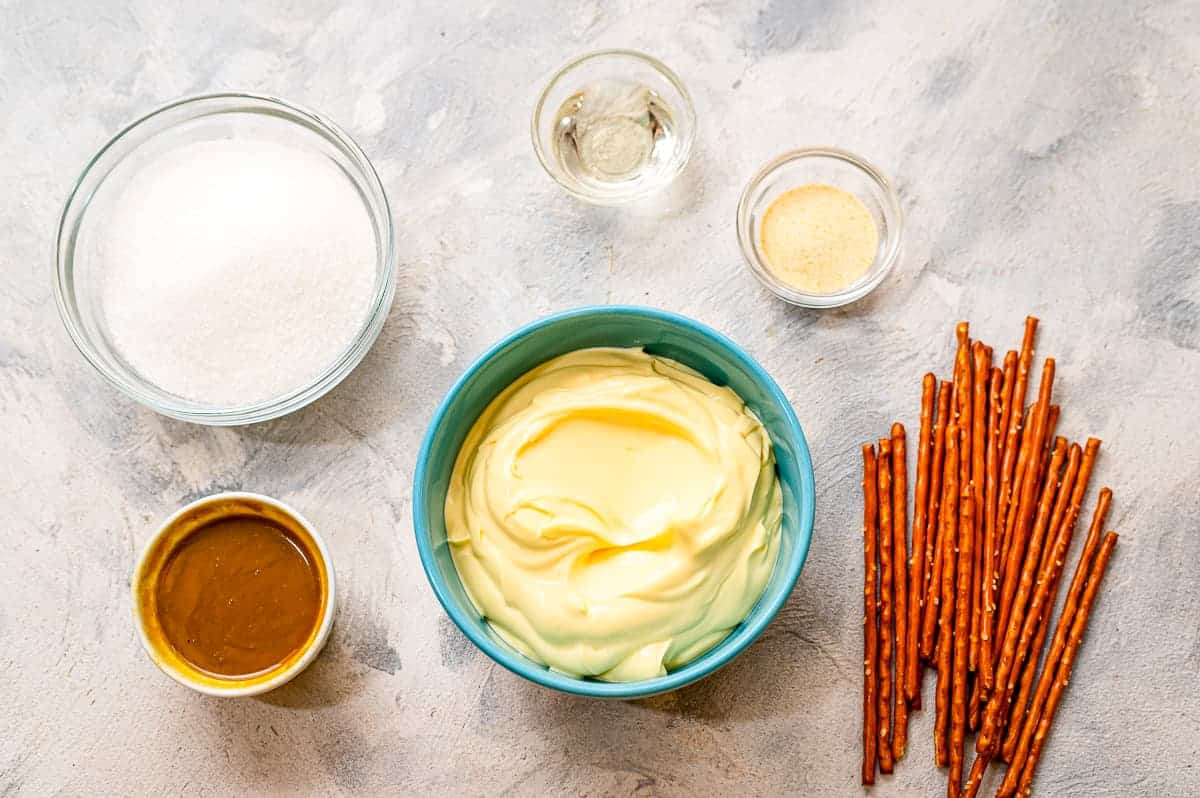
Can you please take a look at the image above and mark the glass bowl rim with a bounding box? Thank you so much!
[53,91,397,425]
[736,146,903,309]
[412,304,816,698]
[529,48,698,206]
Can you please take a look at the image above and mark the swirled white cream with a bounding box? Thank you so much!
[445,347,782,682]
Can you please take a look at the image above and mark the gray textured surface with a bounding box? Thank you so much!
[3,1,1199,796]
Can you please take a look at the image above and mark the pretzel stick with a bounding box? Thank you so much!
[999,442,1083,761]
[961,752,990,798]
[997,403,1036,624]
[1001,442,1104,774]
[1014,532,1119,797]
[982,433,1065,755]
[967,671,982,732]
[996,358,1056,653]
[933,419,960,768]
[920,381,954,661]
[992,351,1016,595]
[1000,567,1060,766]
[996,319,1038,550]
[982,373,1058,753]
[995,403,1033,648]
[995,440,1078,763]
[980,365,1004,693]
[1013,395,1059,599]
[973,349,991,664]
[890,423,910,760]
[876,438,895,774]
[949,485,976,797]
[1026,439,1083,621]
[977,421,1063,757]
[1012,399,1057,568]
[999,488,1112,796]
[861,444,879,785]
[996,403,1031,581]
[951,326,972,722]
[969,342,988,673]
[995,350,1018,472]
[907,374,937,706]
[954,325,972,535]
[967,360,1000,731]
[1035,405,1061,490]
[1038,441,1097,582]
[1063,441,1103,546]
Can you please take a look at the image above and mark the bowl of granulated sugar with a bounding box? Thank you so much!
[55,93,395,425]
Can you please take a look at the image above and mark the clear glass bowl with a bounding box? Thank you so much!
[736,147,903,308]
[531,49,696,205]
[54,92,396,425]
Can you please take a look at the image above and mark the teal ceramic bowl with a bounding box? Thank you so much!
[413,306,815,698]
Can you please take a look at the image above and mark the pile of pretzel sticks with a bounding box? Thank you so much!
[860,317,1121,797]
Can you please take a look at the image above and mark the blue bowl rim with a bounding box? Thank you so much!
[412,305,816,698]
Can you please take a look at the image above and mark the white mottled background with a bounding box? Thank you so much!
[3,1,1199,796]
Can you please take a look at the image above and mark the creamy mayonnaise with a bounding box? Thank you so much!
[445,347,782,682]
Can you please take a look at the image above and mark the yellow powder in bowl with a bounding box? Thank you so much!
[758,184,879,294]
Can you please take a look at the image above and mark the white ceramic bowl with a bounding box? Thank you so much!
[132,492,336,697]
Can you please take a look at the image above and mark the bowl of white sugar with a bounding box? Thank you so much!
[54,93,395,425]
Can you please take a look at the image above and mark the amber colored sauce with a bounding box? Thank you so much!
[154,515,322,678]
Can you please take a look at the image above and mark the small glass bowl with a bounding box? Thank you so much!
[531,49,696,205]
[736,148,903,308]
[54,92,396,425]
